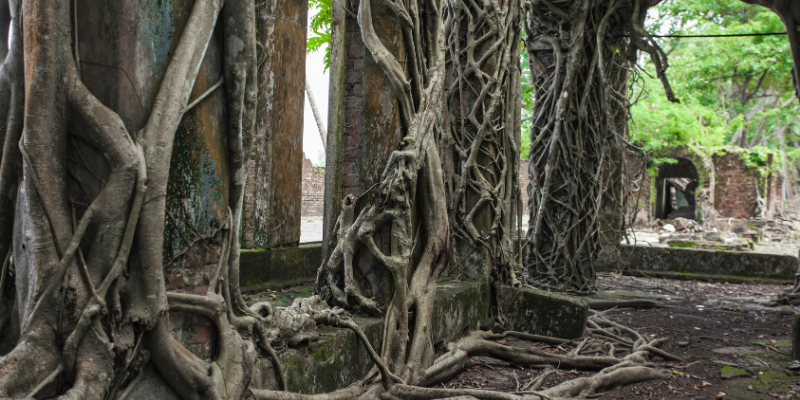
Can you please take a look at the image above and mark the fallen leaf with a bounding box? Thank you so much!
[568,369,579,375]
[716,392,726,398]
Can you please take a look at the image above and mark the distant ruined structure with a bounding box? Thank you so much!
[625,146,785,227]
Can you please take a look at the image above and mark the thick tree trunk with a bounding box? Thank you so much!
[0,0,759,398]
[523,0,646,294]
[443,0,522,290]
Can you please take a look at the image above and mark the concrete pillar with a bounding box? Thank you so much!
[243,0,308,249]
[322,0,407,304]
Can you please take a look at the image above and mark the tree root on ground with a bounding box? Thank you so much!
[251,308,676,400]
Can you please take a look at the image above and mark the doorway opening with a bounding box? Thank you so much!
[655,158,699,220]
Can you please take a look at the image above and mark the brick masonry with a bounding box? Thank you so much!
[712,153,760,219]
[342,0,365,198]
[624,148,783,225]
[243,0,308,249]
[302,155,326,216]
[712,151,782,219]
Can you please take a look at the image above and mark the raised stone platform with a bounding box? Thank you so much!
[129,280,589,397]
[606,244,798,282]
[250,281,491,393]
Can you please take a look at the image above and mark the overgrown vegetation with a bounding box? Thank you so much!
[1,0,799,398]
[631,0,799,175]
[308,0,332,70]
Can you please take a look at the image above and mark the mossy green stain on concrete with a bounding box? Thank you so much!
[752,370,798,391]
[248,282,500,394]
[239,244,322,291]
[164,111,229,262]
[610,245,798,281]
[500,285,588,339]
[432,282,490,345]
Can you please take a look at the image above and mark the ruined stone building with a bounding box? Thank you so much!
[625,146,785,227]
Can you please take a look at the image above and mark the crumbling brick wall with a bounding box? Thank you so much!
[712,151,783,219]
[302,156,325,216]
[712,153,759,219]
[621,148,784,224]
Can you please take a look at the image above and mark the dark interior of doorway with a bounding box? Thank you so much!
[655,158,699,220]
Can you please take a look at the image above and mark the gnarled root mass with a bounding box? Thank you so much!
[252,309,675,400]
[0,0,682,398]
[0,0,323,398]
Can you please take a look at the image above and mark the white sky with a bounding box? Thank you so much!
[303,12,330,166]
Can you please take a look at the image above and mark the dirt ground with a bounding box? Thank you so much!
[445,275,800,399]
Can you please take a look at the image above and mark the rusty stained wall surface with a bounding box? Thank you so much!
[341,0,405,198]
[77,1,230,262]
[75,0,229,360]
[244,0,308,248]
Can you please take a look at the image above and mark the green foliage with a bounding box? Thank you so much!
[520,40,534,159]
[630,71,728,152]
[520,106,532,158]
[308,0,332,71]
[626,0,800,170]
[653,0,793,104]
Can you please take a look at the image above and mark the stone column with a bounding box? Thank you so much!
[243,0,308,249]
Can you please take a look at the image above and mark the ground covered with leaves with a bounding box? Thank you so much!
[443,275,800,399]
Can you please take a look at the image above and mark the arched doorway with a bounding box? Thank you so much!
[655,158,699,220]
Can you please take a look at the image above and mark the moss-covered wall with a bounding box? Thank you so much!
[500,286,588,339]
[611,245,798,280]
[239,244,322,290]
